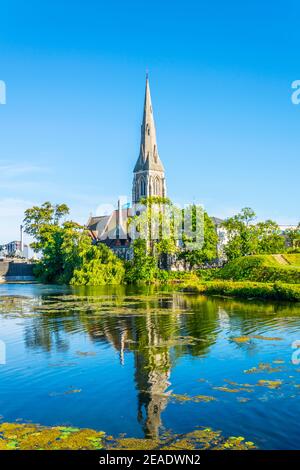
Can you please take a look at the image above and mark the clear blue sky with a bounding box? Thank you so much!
[0,0,299,243]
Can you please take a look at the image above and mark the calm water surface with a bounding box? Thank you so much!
[0,283,300,449]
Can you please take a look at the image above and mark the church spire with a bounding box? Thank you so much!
[132,75,167,204]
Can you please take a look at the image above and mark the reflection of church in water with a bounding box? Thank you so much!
[24,292,218,438]
[89,297,175,439]
[83,293,217,438]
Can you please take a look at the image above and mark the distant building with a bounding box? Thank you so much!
[0,241,28,259]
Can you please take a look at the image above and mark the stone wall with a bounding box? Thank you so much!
[0,261,35,282]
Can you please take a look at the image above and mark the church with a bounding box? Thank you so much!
[86,76,224,263]
[132,74,167,203]
[86,75,168,259]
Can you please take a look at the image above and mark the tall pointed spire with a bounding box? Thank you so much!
[132,75,167,204]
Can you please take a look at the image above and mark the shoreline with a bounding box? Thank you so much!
[179,279,300,302]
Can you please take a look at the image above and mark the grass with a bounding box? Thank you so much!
[182,279,300,302]
[217,254,300,284]
[282,254,300,266]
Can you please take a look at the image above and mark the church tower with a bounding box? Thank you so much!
[132,75,167,204]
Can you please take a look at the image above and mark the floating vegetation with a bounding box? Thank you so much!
[75,351,96,357]
[251,335,282,341]
[171,393,217,403]
[109,428,255,451]
[109,437,160,450]
[213,385,253,393]
[0,295,36,317]
[244,362,283,374]
[0,422,256,450]
[231,336,251,344]
[224,379,254,389]
[0,423,104,450]
[231,335,282,344]
[0,422,253,451]
[49,388,82,397]
[256,380,282,389]
[213,386,241,393]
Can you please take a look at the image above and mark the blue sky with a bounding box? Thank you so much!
[0,0,299,243]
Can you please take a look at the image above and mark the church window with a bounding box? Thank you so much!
[140,177,146,196]
[154,177,160,195]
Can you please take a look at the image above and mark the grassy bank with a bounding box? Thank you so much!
[217,254,300,284]
[182,279,300,302]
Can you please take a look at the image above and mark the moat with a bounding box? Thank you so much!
[0,283,300,449]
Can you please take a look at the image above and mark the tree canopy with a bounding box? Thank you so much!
[24,202,124,285]
[221,207,286,261]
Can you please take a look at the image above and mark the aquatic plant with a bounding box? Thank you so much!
[0,422,256,451]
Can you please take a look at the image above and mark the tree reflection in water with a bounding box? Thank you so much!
[19,285,300,439]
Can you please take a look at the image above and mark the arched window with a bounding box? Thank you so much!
[154,177,160,195]
[149,176,153,196]
[140,177,146,197]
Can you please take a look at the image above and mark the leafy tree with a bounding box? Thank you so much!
[71,243,125,285]
[221,208,286,261]
[256,220,285,254]
[179,207,218,267]
[130,198,218,271]
[285,223,300,250]
[23,202,124,285]
[125,239,158,283]
[23,202,69,252]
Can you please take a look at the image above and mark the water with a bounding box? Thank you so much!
[0,283,300,449]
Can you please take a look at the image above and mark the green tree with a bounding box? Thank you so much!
[286,223,300,250]
[222,208,286,261]
[23,201,69,252]
[125,239,158,283]
[256,220,286,254]
[23,202,124,285]
[71,243,125,285]
[179,207,218,267]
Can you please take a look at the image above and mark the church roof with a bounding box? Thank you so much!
[134,75,164,173]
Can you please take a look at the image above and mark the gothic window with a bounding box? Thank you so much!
[140,177,146,197]
[149,176,153,196]
[154,177,160,195]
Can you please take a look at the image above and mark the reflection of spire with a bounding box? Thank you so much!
[217,306,230,328]
[136,355,171,439]
[134,316,171,439]
[119,329,126,366]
